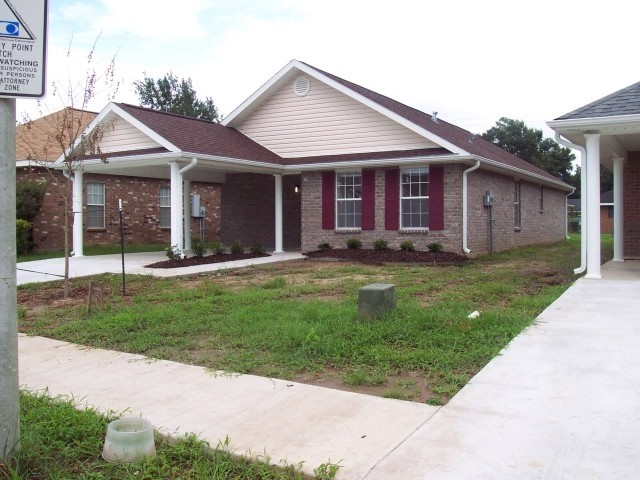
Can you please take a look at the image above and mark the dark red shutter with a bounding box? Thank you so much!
[321,172,335,230]
[385,168,399,230]
[361,169,375,230]
[429,166,445,230]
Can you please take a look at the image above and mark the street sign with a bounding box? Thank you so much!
[0,0,47,98]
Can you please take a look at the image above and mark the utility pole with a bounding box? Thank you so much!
[0,97,19,461]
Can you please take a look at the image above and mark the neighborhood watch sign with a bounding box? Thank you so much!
[0,0,47,98]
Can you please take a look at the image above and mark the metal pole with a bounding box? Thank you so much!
[119,199,125,296]
[0,97,20,460]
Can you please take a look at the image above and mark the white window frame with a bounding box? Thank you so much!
[86,183,105,229]
[400,167,429,230]
[335,170,362,230]
[514,180,522,229]
[159,186,171,228]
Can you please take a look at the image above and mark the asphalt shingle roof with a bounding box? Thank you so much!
[116,103,283,164]
[555,81,640,120]
[304,63,563,183]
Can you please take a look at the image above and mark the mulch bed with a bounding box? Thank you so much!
[145,252,270,269]
[304,248,469,265]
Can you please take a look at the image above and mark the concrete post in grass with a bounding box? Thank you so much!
[0,97,19,460]
[358,284,396,320]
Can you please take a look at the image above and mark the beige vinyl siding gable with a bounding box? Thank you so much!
[237,76,440,158]
[97,117,162,154]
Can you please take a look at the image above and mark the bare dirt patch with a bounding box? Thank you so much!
[146,252,269,268]
[305,248,468,265]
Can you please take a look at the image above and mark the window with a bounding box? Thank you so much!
[336,171,361,229]
[539,185,544,214]
[86,183,105,229]
[159,186,171,228]
[514,180,521,229]
[401,167,429,229]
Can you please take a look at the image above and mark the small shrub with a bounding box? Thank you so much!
[191,239,206,258]
[427,242,443,253]
[16,218,32,255]
[16,180,47,222]
[165,244,182,260]
[209,240,226,255]
[317,242,332,251]
[250,241,266,255]
[346,238,362,250]
[230,240,244,254]
[373,239,388,251]
[399,240,415,252]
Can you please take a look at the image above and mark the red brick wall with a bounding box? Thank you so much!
[600,206,613,234]
[624,152,640,258]
[16,167,221,251]
[301,165,568,254]
[220,173,301,250]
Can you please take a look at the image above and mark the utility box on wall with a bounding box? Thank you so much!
[483,191,495,206]
[191,194,204,217]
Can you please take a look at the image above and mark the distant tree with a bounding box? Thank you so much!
[133,72,220,121]
[480,117,575,182]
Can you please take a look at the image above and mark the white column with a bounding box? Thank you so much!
[274,174,284,253]
[72,169,84,257]
[183,180,191,252]
[613,157,624,261]
[585,134,601,279]
[170,162,183,256]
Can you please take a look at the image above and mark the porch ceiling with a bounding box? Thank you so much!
[548,114,640,168]
[75,152,286,182]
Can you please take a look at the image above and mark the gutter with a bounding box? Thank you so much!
[555,132,586,275]
[462,160,481,254]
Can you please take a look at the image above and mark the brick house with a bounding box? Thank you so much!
[49,60,572,256]
[549,80,640,278]
[16,108,221,251]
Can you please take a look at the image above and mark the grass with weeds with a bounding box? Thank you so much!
[18,235,613,404]
[1,390,310,479]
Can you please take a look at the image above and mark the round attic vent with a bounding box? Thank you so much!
[293,76,310,97]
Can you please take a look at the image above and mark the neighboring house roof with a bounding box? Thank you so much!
[16,108,97,163]
[567,198,581,210]
[600,190,614,204]
[555,81,640,120]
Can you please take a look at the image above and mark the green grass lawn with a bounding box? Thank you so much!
[17,244,166,263]
[18,235,613,405]
[1,390,314,479]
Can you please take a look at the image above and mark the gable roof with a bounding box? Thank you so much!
[16,108,97,162]
[556,81,640,120]
[114,104,283,164]
[224,60,565,185]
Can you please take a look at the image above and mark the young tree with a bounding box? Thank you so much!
[133,72,220,121]
[17,37,119,298]
[481,117,575,182]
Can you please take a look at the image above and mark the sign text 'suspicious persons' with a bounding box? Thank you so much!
[0,0,47,98]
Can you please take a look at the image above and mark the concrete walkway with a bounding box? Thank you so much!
[17,250,306,285]
[17,261,640,479]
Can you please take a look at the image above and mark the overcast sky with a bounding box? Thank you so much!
[17,0,640,139]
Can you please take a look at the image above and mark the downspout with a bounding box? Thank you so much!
[555,132,586,274]
[179,157,198,175]
[462,160,481,254]
[565,187,576,239]
[178,158,198,252]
